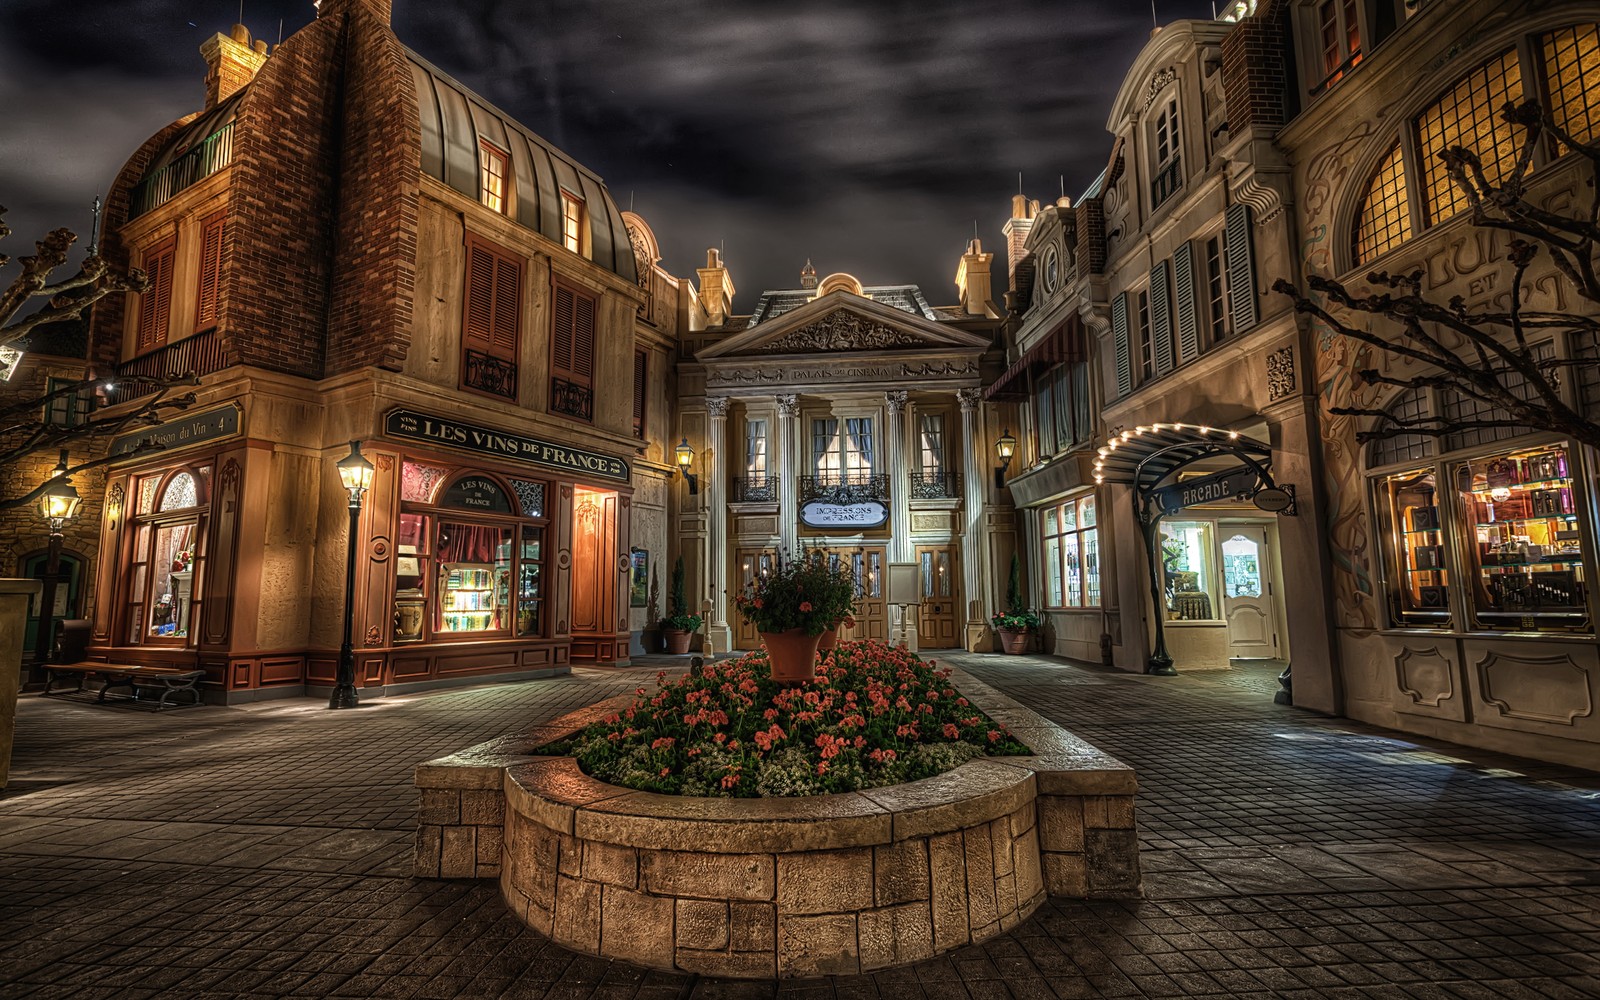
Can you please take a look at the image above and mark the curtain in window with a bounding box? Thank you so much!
[813,419,840,476]
[844,418,874,478]
[918,414,944,476]
[746,420,767,477]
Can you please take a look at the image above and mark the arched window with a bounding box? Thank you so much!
[126,466,210,645]
[1353,143,1411,265]
[1366,386,1434,469]
[1543,23,1600,146]
[1415,48,1524,224]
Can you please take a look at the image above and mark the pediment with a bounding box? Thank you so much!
[696,291,991,360]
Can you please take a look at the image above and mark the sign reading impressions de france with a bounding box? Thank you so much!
[109,404,241,461]
[384,409,630,482]
[800,500,889,529]
[1153,467,1262,514]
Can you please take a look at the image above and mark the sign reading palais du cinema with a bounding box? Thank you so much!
[384,409,629,482]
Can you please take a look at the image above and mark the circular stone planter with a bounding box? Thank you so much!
[413,667,1143,979]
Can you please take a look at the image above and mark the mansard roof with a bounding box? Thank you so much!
[743,283,941,328]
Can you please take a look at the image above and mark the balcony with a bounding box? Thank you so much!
[464,350,517,400]
[550,377,593,421]
[908,471,962,500]
[128,123,235,220]
[800,473,889,505]
[731,477,777,503]
[114,329,226,401]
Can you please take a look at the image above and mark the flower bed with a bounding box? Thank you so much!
[550,641,1029,798]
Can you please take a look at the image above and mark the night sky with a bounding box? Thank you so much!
[2,0,1220,309]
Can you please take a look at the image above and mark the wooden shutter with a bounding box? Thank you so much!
[552,284,575,376]
[551,283,596,386]
[1173,241,1199,364]
[489,254,520,360]
[194,212,226,332]
[1150,260,1174,378]
[1112,292,1131,397]
[462,234,520,361]
[136,237,176,353]
[632,348,647,438]
[1225,203,1258,332]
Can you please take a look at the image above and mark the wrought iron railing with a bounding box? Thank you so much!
[464,351,517,400]
[800,473,889,504]
[114,329,226,401]
[129,123,235,220]
[550,377,593,421]
[1150,155,1182,210]
[731,477,777,503]
[908,471,962,499]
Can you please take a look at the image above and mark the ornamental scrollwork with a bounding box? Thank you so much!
[765,312,924,353]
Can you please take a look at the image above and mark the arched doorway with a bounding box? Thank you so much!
[22,548,86,655]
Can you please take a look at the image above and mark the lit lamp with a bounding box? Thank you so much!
[32,456,82,669]
[994,429,1017,490]
[674,437,699,495]
[330,441,375,710]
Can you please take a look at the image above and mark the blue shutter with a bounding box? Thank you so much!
[1225,203,1258,332]
[1173,241,1199,364]
[1150,261,1174,378]
[1113,293,1131,397]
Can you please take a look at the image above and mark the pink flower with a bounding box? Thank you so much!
[799,601,813,612]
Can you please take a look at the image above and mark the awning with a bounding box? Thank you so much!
[1093,422,1272,492]
[983,318,1086,401]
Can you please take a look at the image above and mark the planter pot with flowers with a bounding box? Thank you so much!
[990,609,1041,655]
[733,549,856,683]
[661,556,701,654]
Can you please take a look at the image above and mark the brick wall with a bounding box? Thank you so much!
[1074,198,1106,279]
[1221,0,1293,134]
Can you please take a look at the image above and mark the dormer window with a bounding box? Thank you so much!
[1317,0,1362,87]
[561,191,586,254]
[1042,246,1060,294]
[479,142,508,214]
[1150,97,1182,210]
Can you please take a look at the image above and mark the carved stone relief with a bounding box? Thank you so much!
[1476,651,1595,726]
[1141,67,1177,111]
[1267,346,1296,401]
[1394,646,1455,708]
[764,312,924,353]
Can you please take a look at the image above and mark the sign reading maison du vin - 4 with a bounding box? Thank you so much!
[1153,467,1262,514]
[800,500,889,529]
[384,409,629,483]
[109,404,241,461]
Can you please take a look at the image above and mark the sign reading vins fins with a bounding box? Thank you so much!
[384,409,630,482]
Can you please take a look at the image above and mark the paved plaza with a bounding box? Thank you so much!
[1,653,1598,999]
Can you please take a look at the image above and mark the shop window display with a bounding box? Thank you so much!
[437,523,513,633]
[126,466,210,644]
[1160,520,1217,621]
[1041,495,1099,608]
[1375,469,1451,628]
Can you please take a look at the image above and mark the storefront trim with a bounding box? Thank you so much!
[384,408,630,482]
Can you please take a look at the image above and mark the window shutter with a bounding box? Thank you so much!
[572,291,595,382]
[137,238,176,353]
[1225,203,1258,332]
[1173,241,1199,364]
[489,254,520,360]
[1150,260,1174,378]
[194,212,226,331]
[552,284,576,377]
[1112,292,1131,397]
[463,239,496,351]
[632,348,647,438]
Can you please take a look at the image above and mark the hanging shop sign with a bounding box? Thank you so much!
[384,409,629,482]
[800,500,889,529]
[1153,467,1262,514]
[109,403,242,461]
[440,475,513,514]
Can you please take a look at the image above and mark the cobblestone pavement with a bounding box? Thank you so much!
[2,653,1598,999]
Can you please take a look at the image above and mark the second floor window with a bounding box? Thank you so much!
[44,376,92,427]
[918,413,945,478]
[1416,48,1523,224]
[1136,289,1154,383]
[479,142,508,214]
[632,348,647,439]
[136,236,177,354]
[813,418,874,480]
[1151,97,1182,209]
[1318,0,1362,84]
[194,211,227,332]
[746,419,768,478]
[1203,234,1232,344]
[461,234,522,401]
[561,191,585,254]
[550,282,597,421]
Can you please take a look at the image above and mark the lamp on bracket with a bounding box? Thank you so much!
[994,429,1017,490]
[674,437,699,495]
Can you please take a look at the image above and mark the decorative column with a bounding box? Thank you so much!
[886,391,912,564]
[777,394,800,555]
[705,397,733,653]
[957,388,988,651]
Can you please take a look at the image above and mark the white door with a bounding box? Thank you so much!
[1221,526,1279,659]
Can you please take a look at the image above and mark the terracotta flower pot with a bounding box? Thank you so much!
[817,627,838,651]
[663,628,692,655]
[761,628,822,683]
[998,627,1029,655]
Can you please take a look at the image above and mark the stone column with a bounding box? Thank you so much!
[958,388,989,651]
[886,391,911,565]
[705,397,733,654]
[776,394,800,555]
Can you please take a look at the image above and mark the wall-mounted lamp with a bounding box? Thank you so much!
[674,437,699,495]
[994,429,1017,490]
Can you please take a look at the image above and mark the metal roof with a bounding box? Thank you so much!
[1093,423,1272,490]
[744,284,940,328]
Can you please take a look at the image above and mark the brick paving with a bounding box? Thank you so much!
[2,653,1598,998]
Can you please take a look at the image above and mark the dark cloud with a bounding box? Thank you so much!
[1,0,1219,307]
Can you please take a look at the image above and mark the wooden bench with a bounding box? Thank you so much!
[43,663,204,710]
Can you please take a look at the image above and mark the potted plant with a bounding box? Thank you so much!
[992,554,1039,654]
[661,556,702,655]
[733,549,855,682]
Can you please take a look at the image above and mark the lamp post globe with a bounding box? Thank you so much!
[32,472,82,669]
[330,441,374,709]
[993,429,1017,490]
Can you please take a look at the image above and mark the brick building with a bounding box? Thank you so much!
[78,0,699,701]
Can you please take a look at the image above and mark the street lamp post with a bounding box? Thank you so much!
[993,429,1017,490]
[33,455,83,669]
[329,441,375,710]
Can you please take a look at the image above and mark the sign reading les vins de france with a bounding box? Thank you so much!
[385,409,630,482]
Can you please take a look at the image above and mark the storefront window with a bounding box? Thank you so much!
[1376,469,1451,628]
[1042,494,1099,608]
[518,526,543,636]
[1161,519,1217,620]
[1458,444,1587,631]
[437,523,513,633]
[126,465,210,644]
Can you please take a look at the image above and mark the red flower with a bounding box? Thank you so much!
[799,601,813,612]
[753,598,764,609]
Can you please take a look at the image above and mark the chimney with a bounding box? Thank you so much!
[697,248,736,327]
[201,24,269,109]
[955,238,999,319]
[1002,194,1040,288]
[799,259,817,290]
[315,0,394,23]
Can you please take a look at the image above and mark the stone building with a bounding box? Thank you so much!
[73,0,698,701]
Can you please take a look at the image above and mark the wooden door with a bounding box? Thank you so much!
[838,548,887,642]
[1221,525,1279,659]
[734,549,776,650]
[916,546,960,648]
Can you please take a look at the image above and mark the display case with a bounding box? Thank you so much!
[1376,469,1451,628]
[517,526,543,637]
[394,513,428,642]
[1458,443,1588,631]
[440,564,500,632]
